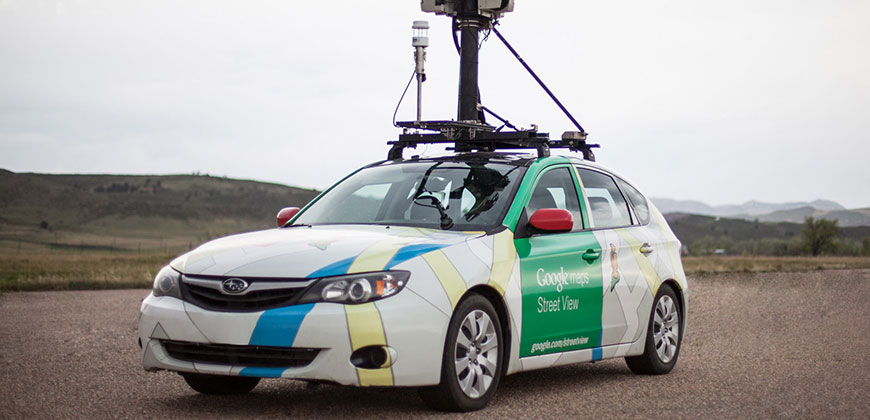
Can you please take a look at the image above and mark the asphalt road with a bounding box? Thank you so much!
[1,269,868,419]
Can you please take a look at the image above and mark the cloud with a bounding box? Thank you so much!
[1,0,869,208]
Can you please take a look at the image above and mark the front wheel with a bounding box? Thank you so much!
[625,284,682,374]
[181,373,260,395]
[419,294,503,412]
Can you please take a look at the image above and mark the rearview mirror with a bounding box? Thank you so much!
[529,208,573,232]
[277,207,300,227]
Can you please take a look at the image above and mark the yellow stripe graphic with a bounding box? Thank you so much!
[345,303,393,386]
[423,251,466,309]
[487,230,516,294]
[348,242,399,273]
[652,208,683,286]
[402,228,432,238]
[616,229,662,296]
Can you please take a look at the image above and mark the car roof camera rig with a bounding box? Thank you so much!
[389,0,598,162]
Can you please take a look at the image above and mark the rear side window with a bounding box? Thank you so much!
[616,178,650,225]
[575,168,631,229]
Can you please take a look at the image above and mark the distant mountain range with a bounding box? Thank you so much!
[651,198,870,227]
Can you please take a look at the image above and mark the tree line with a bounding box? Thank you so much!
[688,217,870,257]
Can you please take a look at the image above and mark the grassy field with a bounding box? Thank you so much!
[682,255,870,274]
[0,240,173,292]
[3,239,870,293]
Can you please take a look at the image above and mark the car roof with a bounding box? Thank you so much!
[371,152,540,168]
[380,152,615,173]
[355,151,650,205]
[366,152,642,193]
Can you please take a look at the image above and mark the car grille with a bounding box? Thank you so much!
[180,275,313,312]
[162,340,319,368]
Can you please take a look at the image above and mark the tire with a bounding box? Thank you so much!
[419,294,503,412]
[181,373,260,395]
[625,284,682,375]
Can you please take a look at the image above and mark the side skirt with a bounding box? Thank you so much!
[512,341,644,373]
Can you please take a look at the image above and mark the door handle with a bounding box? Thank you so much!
[582,249,601,261]
[640,243,654,255]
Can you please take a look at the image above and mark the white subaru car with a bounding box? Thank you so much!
[139,152,687,411]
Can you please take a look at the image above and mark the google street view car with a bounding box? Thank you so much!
[138,1,687,412]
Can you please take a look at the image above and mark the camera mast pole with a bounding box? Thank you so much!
[457,1,486,123]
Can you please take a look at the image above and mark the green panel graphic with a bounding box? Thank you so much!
[517,232,603,357]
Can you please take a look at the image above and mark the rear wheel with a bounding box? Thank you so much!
[419,294,503,412]
[626,284,682,374]
[181,373,260,395]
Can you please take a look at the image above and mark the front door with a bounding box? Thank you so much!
[516,166,604,357]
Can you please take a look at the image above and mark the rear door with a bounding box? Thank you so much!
[515,166,604,357]
[575,167,656,348]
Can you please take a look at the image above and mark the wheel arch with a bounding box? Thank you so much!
[660,279,687,338]
[462,285,512,378]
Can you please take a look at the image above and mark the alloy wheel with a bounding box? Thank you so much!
[653,295,680,363]
[453,309,499,398]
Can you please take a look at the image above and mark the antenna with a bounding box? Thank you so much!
[412,21,429,123]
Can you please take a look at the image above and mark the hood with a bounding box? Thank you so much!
[171,225,480,278]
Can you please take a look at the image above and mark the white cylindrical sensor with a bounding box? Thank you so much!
[412,20,429,47]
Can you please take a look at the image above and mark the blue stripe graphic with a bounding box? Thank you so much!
[385,243,448,269]
[239,367,286,378]
[307,257,355,278]
[248,303,316,347]
[591,347,603,361]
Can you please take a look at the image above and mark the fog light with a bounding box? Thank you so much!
[350,346,397,369]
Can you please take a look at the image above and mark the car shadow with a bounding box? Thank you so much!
[149,359,639,417]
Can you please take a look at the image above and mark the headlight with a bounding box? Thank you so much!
[152,265,182,299]
[298,271,410,305]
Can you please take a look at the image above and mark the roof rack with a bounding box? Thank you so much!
[389,122,599,161]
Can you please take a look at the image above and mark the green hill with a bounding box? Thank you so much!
[0,169,321,253]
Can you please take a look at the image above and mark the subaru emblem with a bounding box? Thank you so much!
[221,278,249,294]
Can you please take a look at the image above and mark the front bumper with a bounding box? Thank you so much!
[138,288,449,387]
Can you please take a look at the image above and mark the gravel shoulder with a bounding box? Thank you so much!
[1,269,868,419]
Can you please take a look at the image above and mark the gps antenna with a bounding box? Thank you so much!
[412,21,429,123]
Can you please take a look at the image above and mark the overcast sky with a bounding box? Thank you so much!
[1,0,868,208]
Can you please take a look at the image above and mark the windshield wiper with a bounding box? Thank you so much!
[284,223,312,228]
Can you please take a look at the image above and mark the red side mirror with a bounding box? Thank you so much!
[277,207,300,227]
[529,208,574,232]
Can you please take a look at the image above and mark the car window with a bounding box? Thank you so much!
[616,178,650,225]
[325,183,392,223]
[575,168,631,229]
[526,167,582,231]
[295,161,525,231]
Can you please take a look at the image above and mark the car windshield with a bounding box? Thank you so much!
[294,160,526,231]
